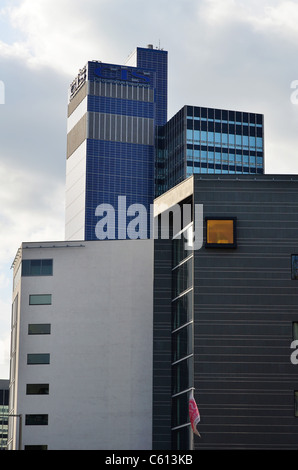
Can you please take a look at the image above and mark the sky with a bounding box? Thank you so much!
[1,0,298,378]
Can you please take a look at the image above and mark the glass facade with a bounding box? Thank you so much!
[171,223,194,450]
[156,105,264,196]
[67,46,168,241]
[134,46,168,126]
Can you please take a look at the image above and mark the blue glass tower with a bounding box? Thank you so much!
[65,45,168,241]
[156,105,264,196]
[126,45,168,126]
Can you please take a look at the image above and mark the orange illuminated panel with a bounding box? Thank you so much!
[206,218,237,248]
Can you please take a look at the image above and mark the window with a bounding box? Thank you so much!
[292,255,298,280]
[293,323,298,341]
[25,415,48,426]
[295,392,298,417]
[172,324,193,363]
[172,291,193,330]
[27,354,50,365]
[205,217,237,248]
[22,259,53,276]
[172,356,193,395]
[172,258,193,298]
[29,294,52,305]
[24,445,48,450]
[28,324,51,335]
[26,384,49,395]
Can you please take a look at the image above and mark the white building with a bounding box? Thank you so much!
[9,239,153,450]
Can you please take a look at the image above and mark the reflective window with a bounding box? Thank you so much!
[293,322,298,341]
[22,259,53,276]
[27,354,50,365]
[172,324,192,363]
[173,232,192,267]
[25,415,48,426]
[172,391,189,428]
[29,294,52,305]
[208,132,214,142]
[215,132,221,144]
[186,129,193,141]
[28,324,51,335]
[26,384,49,395]
[228,134,235,145]
[256,137,263,148]
[172,291,193,330]
[172,356,193,395]
[172,258,193,298]
[292,255,298,280]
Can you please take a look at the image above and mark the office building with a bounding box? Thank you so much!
[155,105,264,196]
[153,174,298,450]
[0,380,9,450]
[66,45,167,241]
[9,239,153,450]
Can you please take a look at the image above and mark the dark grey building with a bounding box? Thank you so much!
[153,174,298,450]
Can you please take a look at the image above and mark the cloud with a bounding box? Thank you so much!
[0,160,65,262]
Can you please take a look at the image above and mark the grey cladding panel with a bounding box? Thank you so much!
[192,175,298,449]
[87,112,154,145]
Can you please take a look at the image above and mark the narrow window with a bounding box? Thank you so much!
[295,392,298,417]
[293,323,298,341]
[25,415,48,426]
[291,255,298,280]
[26,384,49,395]
[24,445,48,450]
[28,324,51,335]
[27,354,50,365]
[29,294,52,305]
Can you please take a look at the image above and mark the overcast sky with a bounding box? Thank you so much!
[1,0,298,378]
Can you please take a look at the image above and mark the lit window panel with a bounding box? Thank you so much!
[205,217,237,248]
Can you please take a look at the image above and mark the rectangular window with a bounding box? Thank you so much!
[172,258,193,298]
[205,217,237,248]
[172,291,193,330]
[29,294,52,305]
[24,445,48,450]
[27,354,50,365]
[28,324,51,335]
[26,384,49,395]
[172,356,193,395]
[293,323,298,341]
[25,414,48,426]
[295,392,298,417]
[22,259,53,276]
[292,255,298,280]
[172,324,193,363]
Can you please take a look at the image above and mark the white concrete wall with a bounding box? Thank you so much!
[14,239,153,450]
[65,141,87,241]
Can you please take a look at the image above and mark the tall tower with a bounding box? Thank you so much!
[65,45,168,241]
